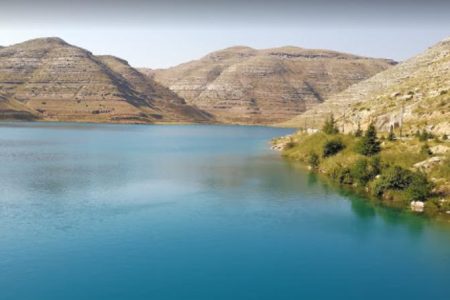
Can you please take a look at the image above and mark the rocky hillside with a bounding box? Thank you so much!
[282,37,450,135]
[145,46,395,124]
[0,38,212,123]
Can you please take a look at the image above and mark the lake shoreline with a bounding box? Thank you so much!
[273,130,450,222]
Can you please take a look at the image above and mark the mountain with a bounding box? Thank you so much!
[145,46,396,124]
[0,37,212,123]
[282,37,450,134]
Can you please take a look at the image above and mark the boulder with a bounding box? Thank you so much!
[411,201,425,212]
[413,156,443,170]
[430,145,450,154]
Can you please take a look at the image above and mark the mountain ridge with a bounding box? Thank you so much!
[281,37,450,134]
[0,37,213,123]
[146,45,396,124]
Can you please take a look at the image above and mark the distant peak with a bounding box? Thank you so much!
[437,36,450,46]
[221,46,255,52]
[97,55,129,66]
[12,37,69,48]
[205,46,257,60]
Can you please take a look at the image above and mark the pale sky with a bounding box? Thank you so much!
[0,0,449,68]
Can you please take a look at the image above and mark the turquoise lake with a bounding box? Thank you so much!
[0,122,449,299]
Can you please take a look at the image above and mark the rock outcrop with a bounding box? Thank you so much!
[0,37,212,123]
[146,46,395,124]
[282,37,450,135]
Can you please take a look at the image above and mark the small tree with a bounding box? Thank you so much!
[387,126,396,141]
[414,130,421,139]
[322,114,339,135]
[308,152,320,169]
[356,123,381,156]
[354,122,363,137]
[351,156,381,185]
[418,130,434,141]
[443,134,448,141]
[420,143,432,156]
[406,172,432,201]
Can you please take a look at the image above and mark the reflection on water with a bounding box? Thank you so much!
[0,122,449,300]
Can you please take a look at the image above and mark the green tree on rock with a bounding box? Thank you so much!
[354,122,363,137]
[356,123,381,156]
[322,114,339,135]
[387,125,396,141]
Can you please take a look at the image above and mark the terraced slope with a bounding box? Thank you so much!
[282,37,450,134]
[0,38,212,123]
[146,46,395,124]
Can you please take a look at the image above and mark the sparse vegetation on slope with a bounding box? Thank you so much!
[282,37,450,136]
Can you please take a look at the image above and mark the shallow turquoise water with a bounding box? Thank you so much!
[0,122,449,300]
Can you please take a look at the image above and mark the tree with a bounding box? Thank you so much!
[308,152,320,169]
[420,143,432,156]
[387,125,396,141]
[406,172,432,201]
[355,123,381,156]
[322,114,339,135]
[418,130,434,141]
[351,156,381,185]
[354,122,363,137]
[443,134,448,141]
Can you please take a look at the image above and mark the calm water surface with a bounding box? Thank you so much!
[0,122,449,299]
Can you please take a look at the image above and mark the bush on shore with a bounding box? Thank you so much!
[308,152,320,169]
[322,139,345,158]
[350,157,381,185]
[370,165,432,201]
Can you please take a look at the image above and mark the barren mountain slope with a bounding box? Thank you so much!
[282,38,450,134]
[0,38,212,123]
[147,46,395,124]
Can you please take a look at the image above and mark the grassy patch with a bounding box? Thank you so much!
[281,130,450,218]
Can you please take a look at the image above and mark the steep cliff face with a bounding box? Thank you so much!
[282,38,450,134]
[0,38,212,123]
[147,46,395,124]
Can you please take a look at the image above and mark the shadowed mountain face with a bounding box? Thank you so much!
[282,37,450,134]
[145,46,396,124]
[0,38,212,123]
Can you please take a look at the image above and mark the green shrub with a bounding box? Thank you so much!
[351,156,381,185]
[418,130,434,141]
[371,166,413,197]
[330,165,353,185]
[414,130,421,138]
[354,123,363,137]
[424,201,439,217]
[406,172,432,201]
[322,114,339,135]
[322,138,345,158]
[308,152,320,169]
[284,141,296,149]
[420,143,432,156]
[387,126,396,141]
[371,165,432,201]
[355,123,381,156]
[443,134,448,141]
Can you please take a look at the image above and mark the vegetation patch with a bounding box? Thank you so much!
[279,116,450,219]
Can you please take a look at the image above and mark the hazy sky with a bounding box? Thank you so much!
[0,0,449,68]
